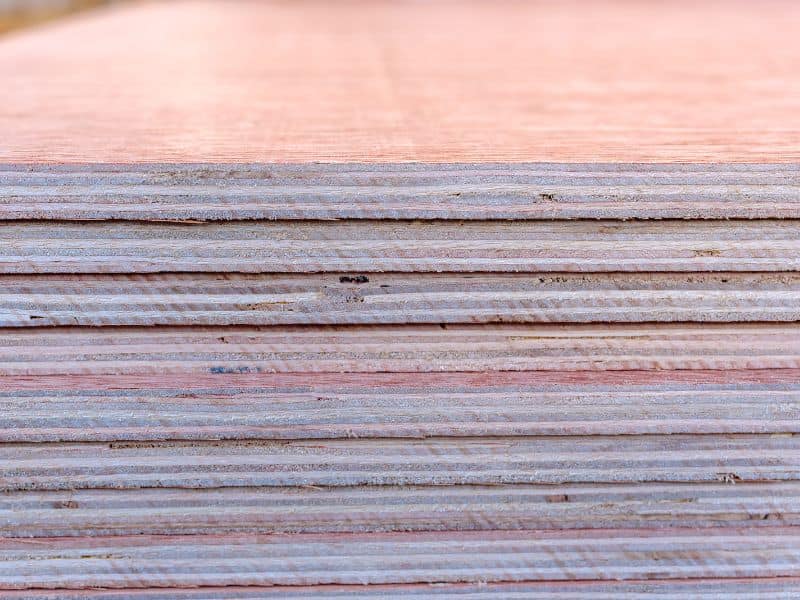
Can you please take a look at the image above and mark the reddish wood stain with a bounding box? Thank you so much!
[1,0,800,162]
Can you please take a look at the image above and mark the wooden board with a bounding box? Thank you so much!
[1,323,799,375]
[3,164,800,220]
[3,272,800,327]
[4,435,799,490]
[5,481,797,537]
[1,529,799,588]
[4,377,799,441]
[2,219,799,274]
[1,0,800,162]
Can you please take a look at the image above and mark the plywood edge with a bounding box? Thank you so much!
[0,528,799,589]
[2,163,800,221]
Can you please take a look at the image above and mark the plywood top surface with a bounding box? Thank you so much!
[1,0,800,163]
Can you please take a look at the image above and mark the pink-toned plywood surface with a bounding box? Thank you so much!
[1,0,800,163]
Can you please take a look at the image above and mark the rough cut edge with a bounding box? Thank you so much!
[3,379,800,441]
[3,481,797,537]
[0,529,799,589]
[2,162,798,593]
[2,434,799,490]
[2,163,800,221]
[0,323,798,375]
[2,219,798,274]
[5,272,800,327]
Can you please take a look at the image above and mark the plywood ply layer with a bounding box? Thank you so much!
[3,272,800,326]
[3,164,800,220]
[4,219,800,273]
[3,378,799,441]
[5,482,798,537]
[1,529,800,588]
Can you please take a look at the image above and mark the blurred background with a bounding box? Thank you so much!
[0,0,113,34]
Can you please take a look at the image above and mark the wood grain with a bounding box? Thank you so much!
[4,272,800,327]
[1,529,799,588]
[2,220,799,274]
[3,163,800,220]
[3,380,799,442]
[1,323,797,376]
[4,482,796,537]
[3,435,798,490]
[1,1,800,162]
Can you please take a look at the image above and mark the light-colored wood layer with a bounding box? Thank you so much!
[2,1,800,162]
[3,164,800,220]
[1,580,799,599]
[4,272,800,327]
[2,220,799,274]
[4,380,799,442]
[3,435,798,490]
[1,529,799,588]
[3,482,796,537]
[0,323,796,375]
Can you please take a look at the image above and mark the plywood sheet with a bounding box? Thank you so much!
[1,529,799,588]
[1,0,800,163]
[3,435,799,490]
[5,482,796,537]
[2,219,799,274]
[3,164,800,220]
[1,323,798,375]
[3,272,800,327]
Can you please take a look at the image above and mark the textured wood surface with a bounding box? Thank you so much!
[3,0,800,594]
[3,164,800,220]
[5,482,797,537]
[1,529,799,588]
[4,378,799,441]
[4,435,799,490]
[1,323,799,375]
[1,0,800,162]
[3,272,800,327]
[2,219,799,274]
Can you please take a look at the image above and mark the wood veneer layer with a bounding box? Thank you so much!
[2,220,799,274]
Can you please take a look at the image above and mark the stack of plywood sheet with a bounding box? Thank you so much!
[1,0,800,595]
